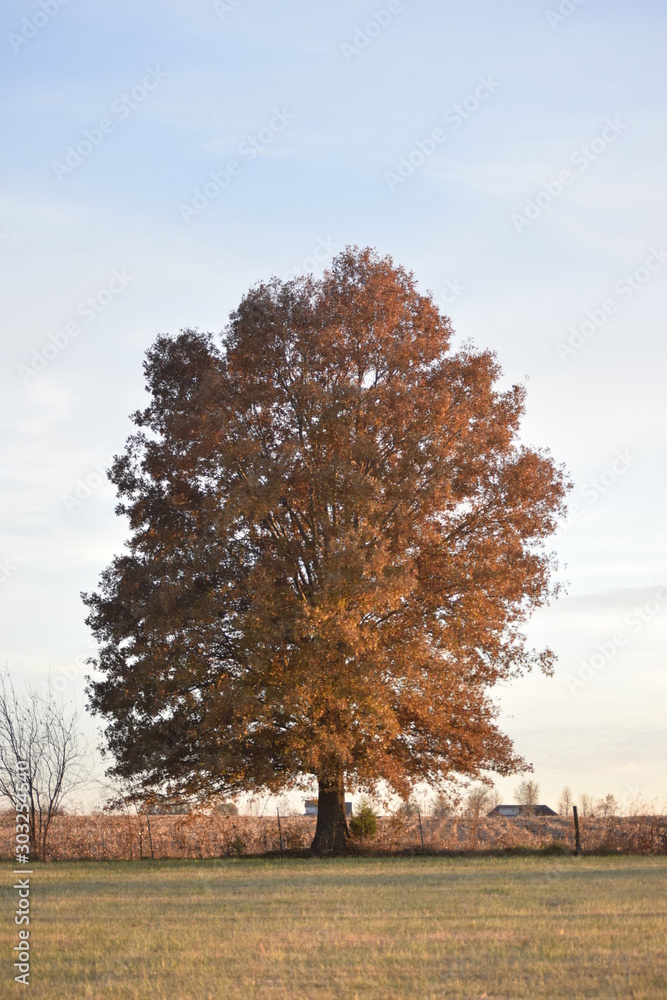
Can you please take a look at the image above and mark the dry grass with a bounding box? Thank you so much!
[1,810,665,861]
[1,855,666,998]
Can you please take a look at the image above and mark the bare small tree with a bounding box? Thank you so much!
[0,672,90,859]
[397,795,420,818]
[579,792,595,817]
[431,793,455,819]
[515,779,540,812]
[597,793,618,817]
[558,786,573,816]
[464,785,492,819]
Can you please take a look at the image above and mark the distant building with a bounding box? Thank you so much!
[487,804,557,817]
[304,799,353,817]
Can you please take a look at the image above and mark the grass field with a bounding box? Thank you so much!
[3,856,666,998]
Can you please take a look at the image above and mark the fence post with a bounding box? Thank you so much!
[417,806,425,850]
[127,814,134,861]
[146,814,155,859]
[277,808,284,853]
[572,805,582,856]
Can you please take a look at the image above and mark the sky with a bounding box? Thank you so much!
[1,0,665,813]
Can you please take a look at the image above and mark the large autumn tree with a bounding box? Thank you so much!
[84,247,568,851]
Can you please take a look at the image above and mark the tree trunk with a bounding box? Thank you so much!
[310,772,350,854]
[29,802,39,861]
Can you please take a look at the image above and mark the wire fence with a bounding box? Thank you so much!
[1,811,665,860]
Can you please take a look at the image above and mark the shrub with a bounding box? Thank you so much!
[432,794,455,819]
[396,797,419,818]
[229,833,246,855]
[214,800,238,816]
[542,840,571,856]
[284,826,306,850]
[349,799,378,839]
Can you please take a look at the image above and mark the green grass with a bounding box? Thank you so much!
[2,856,666,998]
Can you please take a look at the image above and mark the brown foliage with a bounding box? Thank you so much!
[0,812,664,860]
[84,246,568,838]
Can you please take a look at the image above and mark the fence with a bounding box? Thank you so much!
[1,811,665,860]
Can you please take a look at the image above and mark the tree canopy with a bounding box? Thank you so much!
[84,246,568,850]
